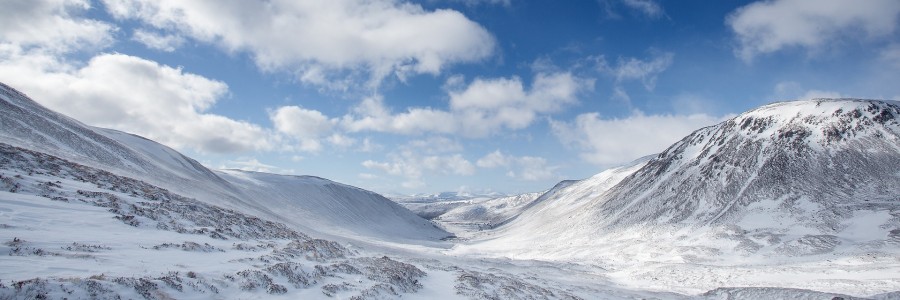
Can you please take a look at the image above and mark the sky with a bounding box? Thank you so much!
[1,0,899,196]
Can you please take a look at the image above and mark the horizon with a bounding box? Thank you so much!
[2,0,899,195]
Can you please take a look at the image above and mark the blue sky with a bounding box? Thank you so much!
[2,0,899,195]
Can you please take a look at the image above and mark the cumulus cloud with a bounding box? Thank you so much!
[327,134,357,148]
[551,112,724,165]
[0,52,273,154]
[101,0,495,89]
[727,0,900,61]
[0,0,115,53]
[270,105,338,152]
[476,150,557,181]
[595,52,674,102]
[0,0,277,154]
[342,72,589,137]
[475,150,510,168]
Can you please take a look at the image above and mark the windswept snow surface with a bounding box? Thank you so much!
[2,80,900,299]
[454,99,900,296]
[0,82,448,244]
[218,170,448,243]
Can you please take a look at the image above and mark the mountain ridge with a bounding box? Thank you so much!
[465,98,900,264]
[0,81,449,243]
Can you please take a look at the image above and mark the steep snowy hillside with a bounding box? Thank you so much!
[594,99,900,232]
[461,155,651,256]
[219,170,447,242]
[0,83,228,195]
[0,143,432,299]
[460,99,900,295]
[0,82,447,243]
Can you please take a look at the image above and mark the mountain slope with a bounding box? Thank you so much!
[467,99,900,261]
[594,99,900,231]
[219,170,447,242]
[0,82,448,243]
[455,99,900,295]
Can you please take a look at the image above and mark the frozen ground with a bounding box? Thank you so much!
[1,81,899,299]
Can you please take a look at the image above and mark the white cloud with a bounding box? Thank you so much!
[476,150,510,168]
[362,139,476,188]
[0,1,274,154]
[0,0,115,53]
[270,105,340,152]
[102,0,495,89]
[620,0,664,19]
[362,152,475,188]
[727,0,900,61]
[327,134,357,148]
[595,52,674,102]
[511,156,556,181]
[551,112,724,165]
[476,150,558,181]
[270,106,334,138]
[358,138,382,152]
[132,29,184,52]
[342,72,589,137]
[0,52,273,154]
[340,95,459,135]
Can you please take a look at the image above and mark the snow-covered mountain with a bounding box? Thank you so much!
[3,79,899,299]
[458,99,900,293]
[452,99,900,298]
[0,82,448,243]
[390,191,511,221]
[392,190,548,238]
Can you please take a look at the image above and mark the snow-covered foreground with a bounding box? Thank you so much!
[2,81,900,299]
[0,143,697,299]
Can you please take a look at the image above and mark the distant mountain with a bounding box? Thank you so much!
[391,189,551,236]
[390,190,508,203]
[470,99,900,261]
[0,82,448,242]
[438,192,544,228]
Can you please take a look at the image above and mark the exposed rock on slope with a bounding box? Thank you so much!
[470,99,900,262]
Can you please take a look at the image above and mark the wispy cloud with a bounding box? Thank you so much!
[727,0,900,61]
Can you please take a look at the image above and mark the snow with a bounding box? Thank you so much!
[2,81,900,299]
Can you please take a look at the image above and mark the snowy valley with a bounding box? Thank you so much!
[1,81,899,299]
